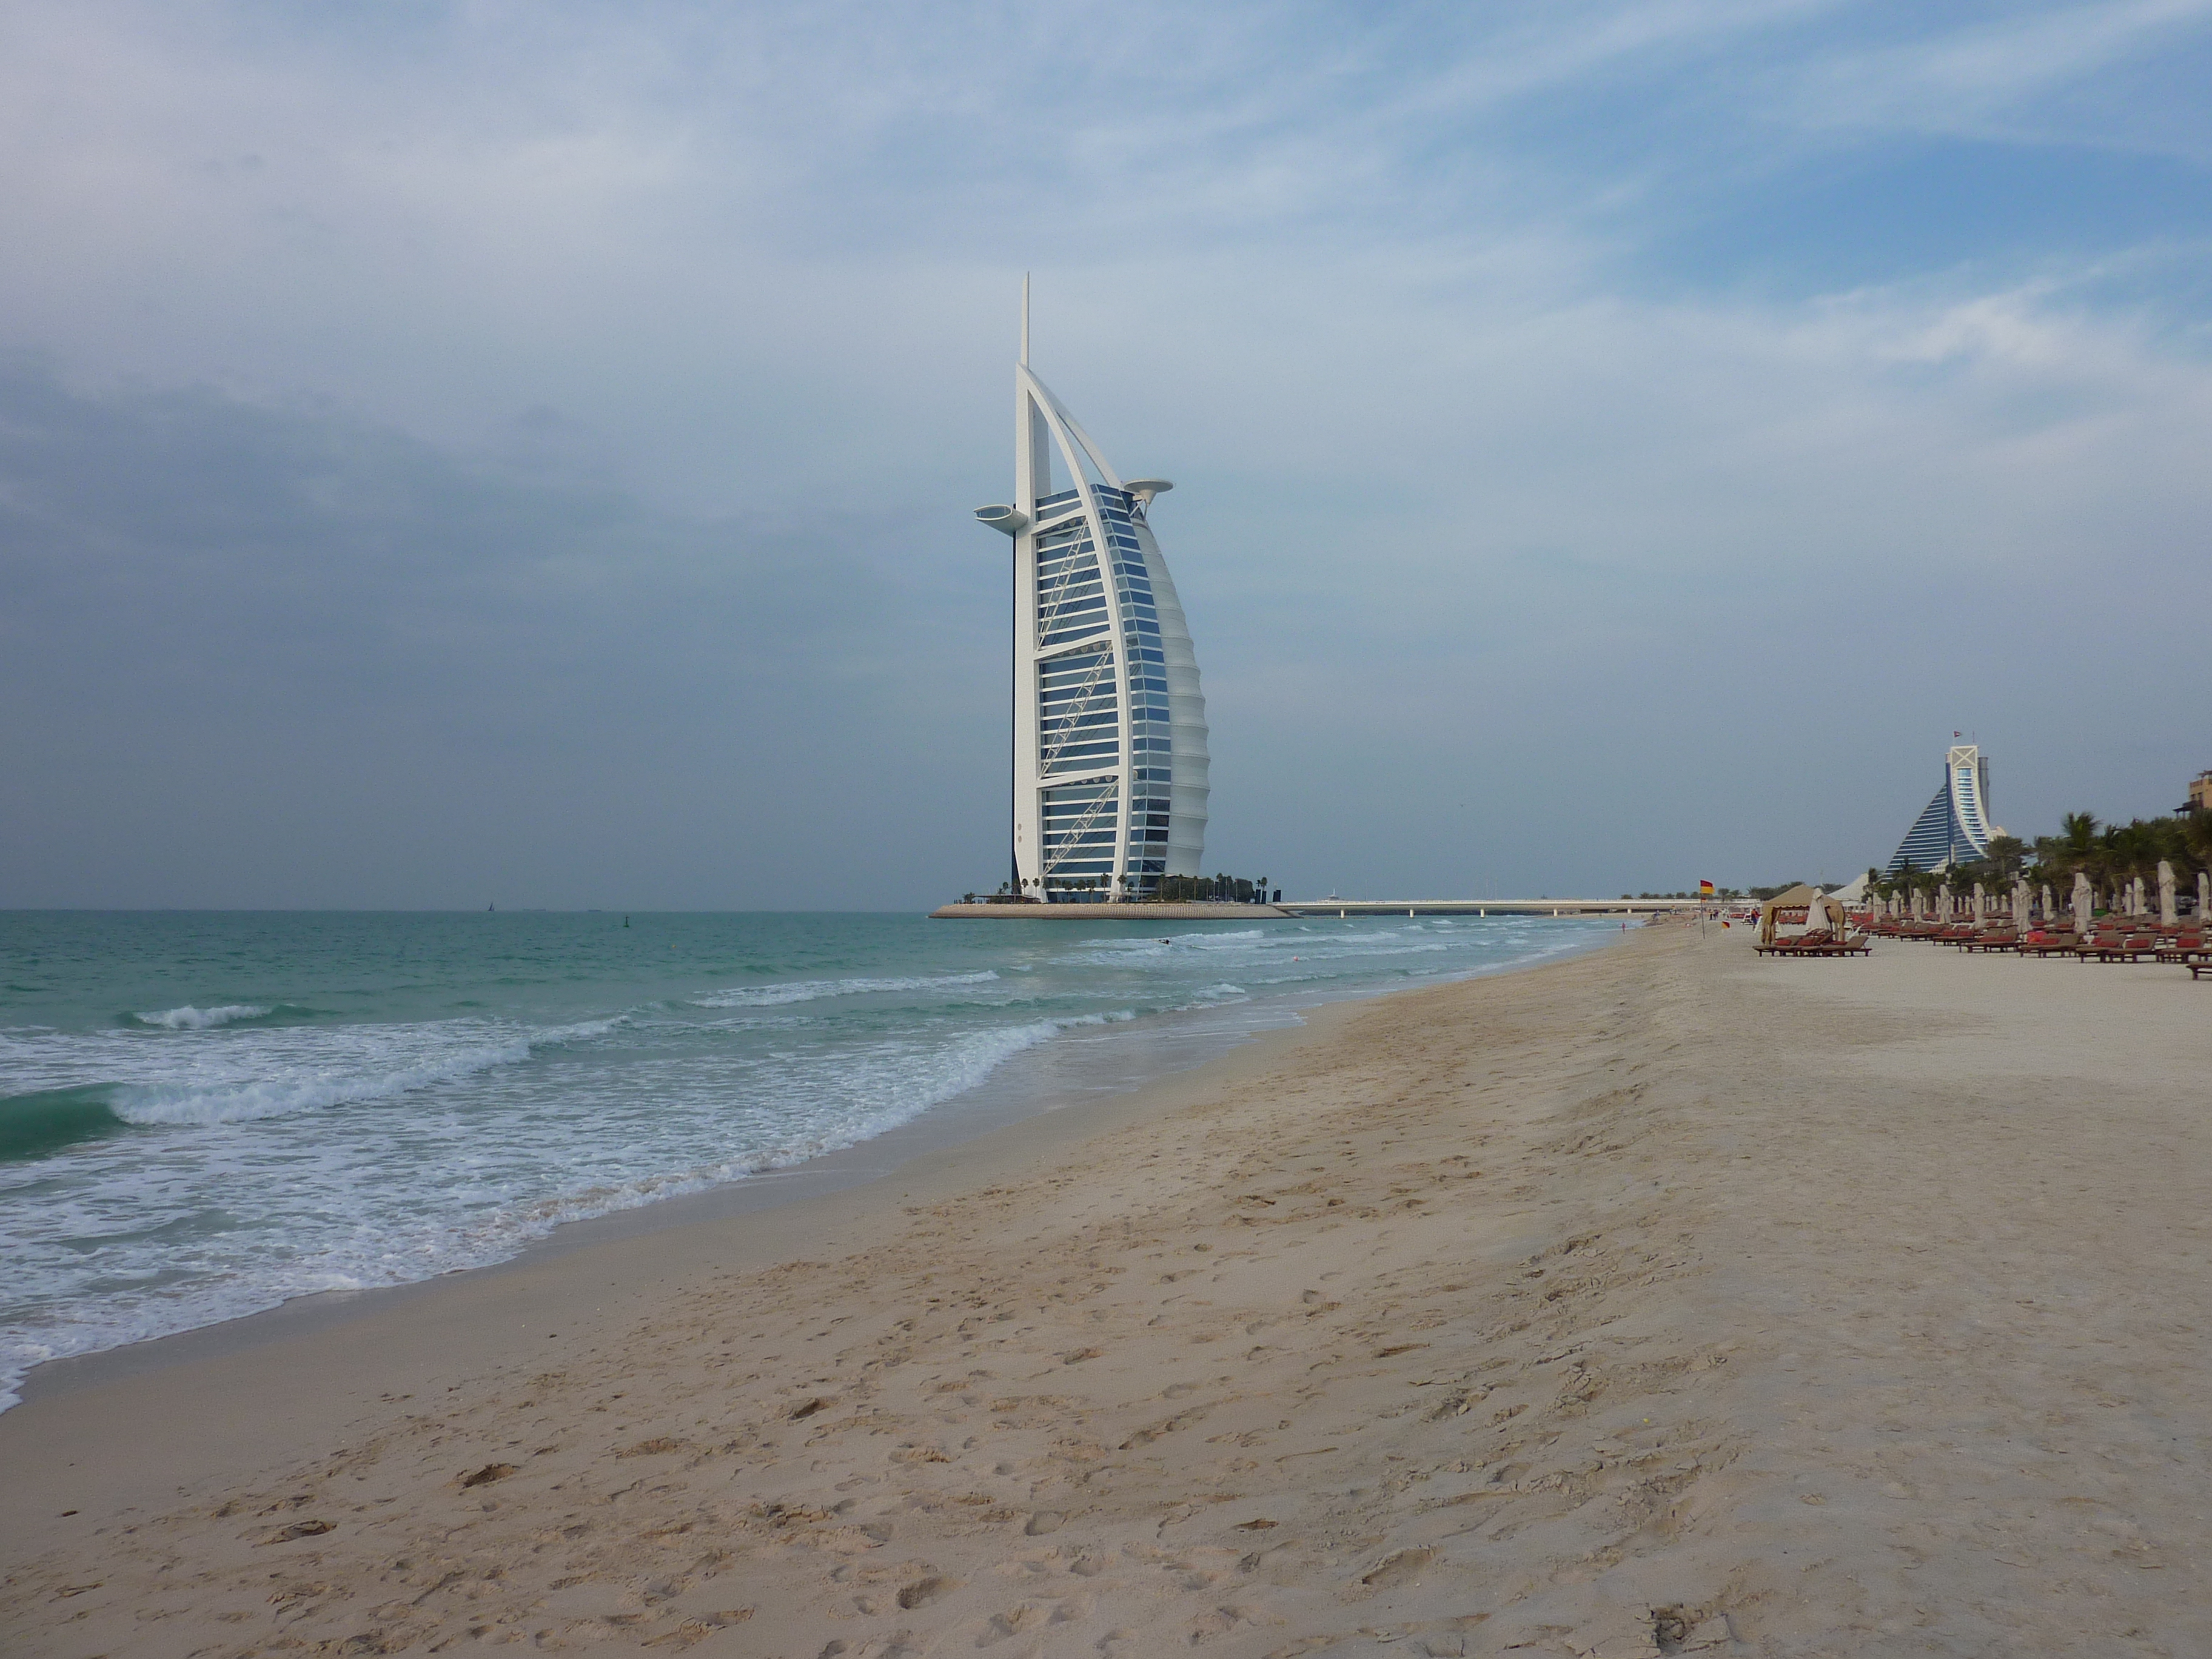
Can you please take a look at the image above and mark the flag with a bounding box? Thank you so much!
[1698,880,1715,897]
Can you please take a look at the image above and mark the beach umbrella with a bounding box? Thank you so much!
[2041,882,2054,925]
[1971,882,1986,923]
[1937,881,1952,919]
[2159,861,2177,927]
[2200,870,2210,924]
[2013,878,2031,927]
[2073,873,2094,931]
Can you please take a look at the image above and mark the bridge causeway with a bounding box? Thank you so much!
[931,898,1704,920]
[1276,899,1698,918]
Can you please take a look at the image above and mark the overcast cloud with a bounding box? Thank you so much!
[3,0,2209,907]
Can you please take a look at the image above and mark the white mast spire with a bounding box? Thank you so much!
[1021,272,1030,367]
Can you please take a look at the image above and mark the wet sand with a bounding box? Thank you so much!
[5,923,2210,1657]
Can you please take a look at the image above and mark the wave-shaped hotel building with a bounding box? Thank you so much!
[975,290,1208,900]
[1887,743,2000,873]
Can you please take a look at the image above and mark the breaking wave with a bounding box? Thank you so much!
[132,1004,270,1030]
[691,971,1000,1010]
[105,1017,623,1128]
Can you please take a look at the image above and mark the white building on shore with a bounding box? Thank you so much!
[1888,743,2002,873]
[974,289,1208,900]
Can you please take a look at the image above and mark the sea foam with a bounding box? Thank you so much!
[132,1004,271,1030]
[106,1016,622,1127]
[690,970,1000,1009]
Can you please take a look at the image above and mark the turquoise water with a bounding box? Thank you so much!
[0,910,1617,1407]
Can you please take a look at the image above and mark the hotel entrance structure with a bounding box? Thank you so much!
[974,287,1208,900]
[1887,743,1999,874]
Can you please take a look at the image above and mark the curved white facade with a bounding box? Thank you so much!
[1888,744,1994,873]
[976,329,1208,900]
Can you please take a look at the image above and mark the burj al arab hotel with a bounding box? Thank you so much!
[974,287,1208,901]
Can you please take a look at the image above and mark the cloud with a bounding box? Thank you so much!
[1774,0,2212,153]
[2,1,2210,902]
[0,357,1007,907]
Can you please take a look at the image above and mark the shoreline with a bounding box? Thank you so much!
[8,991,1333,1411]
[0,965,1406,1559]
[15,922,2209,1654]
[9,922,1623,1411]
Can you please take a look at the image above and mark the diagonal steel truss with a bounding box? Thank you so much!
[1039,649,1116,773]
[1042,782,1120,880]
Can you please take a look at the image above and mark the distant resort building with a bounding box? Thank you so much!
[974,289,1209,900]
[2177,769,2212,817]
[1888,743,2003,873]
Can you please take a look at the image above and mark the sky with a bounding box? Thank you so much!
[3,0,2210,908]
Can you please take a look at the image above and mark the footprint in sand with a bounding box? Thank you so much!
[1188,1604,1265,1640]
[1359,1547,1435,1589]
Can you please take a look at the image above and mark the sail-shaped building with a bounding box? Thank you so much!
[1887,743,1997,873]
[975,292,1208,900]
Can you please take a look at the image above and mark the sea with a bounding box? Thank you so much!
[0,909,1619,1409]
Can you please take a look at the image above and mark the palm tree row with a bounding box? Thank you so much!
[1867,809,2212,913]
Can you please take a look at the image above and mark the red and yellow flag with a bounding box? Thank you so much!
[1698,880,1715,897]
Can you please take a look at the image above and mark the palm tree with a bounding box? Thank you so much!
[2104,820,2159,911]
[1983,836,2025,884]
[2182,809,2212,874]
[2033,811,2100,902]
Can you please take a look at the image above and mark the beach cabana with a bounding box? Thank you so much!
[1758,885,1844,945]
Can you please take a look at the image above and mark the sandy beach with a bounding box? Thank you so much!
[5,922,2210,1657]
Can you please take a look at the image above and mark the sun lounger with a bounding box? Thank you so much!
[2154,932,2207,964]
[1754,929,1868,958]
[2084,933,2157,963]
